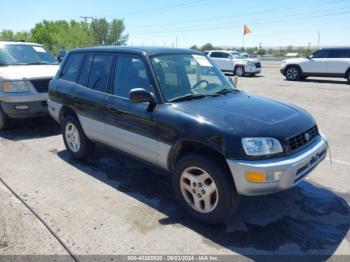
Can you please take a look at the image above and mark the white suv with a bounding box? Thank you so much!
[0,41,59,130]
[281,48,350,83]
[205,50,261,76]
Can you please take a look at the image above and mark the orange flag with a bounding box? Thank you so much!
[243,25,252,35]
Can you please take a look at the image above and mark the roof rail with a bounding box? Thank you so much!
[0,39,26,42]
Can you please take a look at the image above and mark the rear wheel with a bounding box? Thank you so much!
[62,116,95,159]
[0,105,12,131]
[172,154,240,224]
[285,66,301,81]
[234,65,245,77]
[346,71,350,84]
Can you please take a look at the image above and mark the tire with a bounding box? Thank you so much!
[0,105,12,131]
[234,65,245,77]
[346,71,350,84]
[285,66,301,81]
[172,154,240,224]
[62,115,95,160]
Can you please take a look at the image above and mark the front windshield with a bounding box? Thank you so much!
[151,54,235,102]
[230,52,246,59]
[0,44,58,66]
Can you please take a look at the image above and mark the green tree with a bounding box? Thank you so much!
[108,19,128,45]
[257,48,266,56]
[200,43,215,51]
[190,45,200,51]
[90,18,128,45]
[0,30,14,40]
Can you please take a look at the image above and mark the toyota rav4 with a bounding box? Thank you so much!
[48,47,328,224]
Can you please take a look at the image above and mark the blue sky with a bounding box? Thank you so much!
[1,0,349,48]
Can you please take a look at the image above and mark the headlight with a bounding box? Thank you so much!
[247,61,254,66]
[2,81,31,93]
[242,137,283,156]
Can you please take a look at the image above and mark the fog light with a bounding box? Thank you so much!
[245,171,283,183]
[15,105,29,110]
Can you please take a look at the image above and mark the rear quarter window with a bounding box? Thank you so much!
[60,53,84,82]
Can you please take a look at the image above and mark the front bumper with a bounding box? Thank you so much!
[244,65,261,74]
[1,100,48,118]
[0,92,48,118]
[226,135,328,196]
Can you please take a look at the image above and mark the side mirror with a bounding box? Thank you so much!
[57,50,67,63]
[129,88,156,105]
[308,55,314,59]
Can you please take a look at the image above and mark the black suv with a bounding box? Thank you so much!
[49,47,328,224]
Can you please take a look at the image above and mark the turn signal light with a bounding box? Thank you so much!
[245,172,267,183]
[245,171,283,183]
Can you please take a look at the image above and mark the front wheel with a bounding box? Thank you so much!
[346,71,350,84]
[234,65,245,77]
[285,66,301,81]
[62,116,95,160]
[172,154,240,224]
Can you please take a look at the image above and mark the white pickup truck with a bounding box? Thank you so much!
[0,41,59,130]
[205,50,261,76]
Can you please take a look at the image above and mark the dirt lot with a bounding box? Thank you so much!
[0,66,349,260]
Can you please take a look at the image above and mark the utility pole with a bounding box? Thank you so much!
[316,31,320,49]
[80,16,94,22]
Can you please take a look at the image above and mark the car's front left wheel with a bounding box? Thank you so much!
[234,65,245,77]
[62,116,95,160]
[172,154,240,224]
[285,66,301,81]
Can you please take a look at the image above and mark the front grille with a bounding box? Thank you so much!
[255,62,261,68]
[31,78,52,93]
[286,125,319,153]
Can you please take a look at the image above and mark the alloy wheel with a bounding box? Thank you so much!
[180,167,219,213]
[286,67,299,80]
[65,123,81,153]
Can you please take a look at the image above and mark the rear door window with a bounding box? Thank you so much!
[113,56,152,98]
[60,53,84,82]
[78,54,94,87]
[88,55,114,93]
[328,49,348,58]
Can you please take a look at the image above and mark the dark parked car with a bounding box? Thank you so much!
[48,46,328,224]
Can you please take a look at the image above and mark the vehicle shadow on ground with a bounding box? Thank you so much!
[284,78,349,85]
[57,146,350,258]
[0,117,60,141]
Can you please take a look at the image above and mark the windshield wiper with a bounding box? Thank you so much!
[169,94,213,103]
[214,88,240,95]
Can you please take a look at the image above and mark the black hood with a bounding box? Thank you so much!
[171,91,316,140]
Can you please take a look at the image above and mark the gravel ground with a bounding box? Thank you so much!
[0,66,349,260]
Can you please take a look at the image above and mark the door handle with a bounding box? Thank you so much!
[108,106,121,113]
